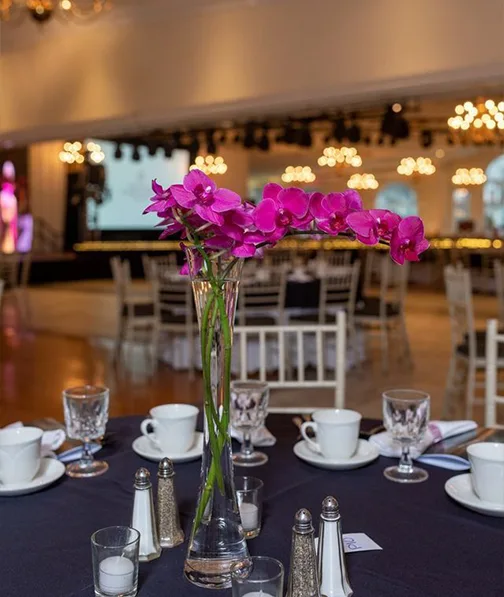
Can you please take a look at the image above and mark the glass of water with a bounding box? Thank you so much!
[231,381,269,467]
[63,385,110,478]
[382,389,430,484]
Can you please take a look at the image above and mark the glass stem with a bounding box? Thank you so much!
[241,431,254,456]
[398,443,413,474]
[81,440,94,465]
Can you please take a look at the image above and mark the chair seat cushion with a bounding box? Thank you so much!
[456,330,504,358]
[355,298,400,318]
[122,304,154,317]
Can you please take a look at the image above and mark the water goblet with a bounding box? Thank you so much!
[382,389,430,483]
[231,381,269,467]
[63,385,110,478]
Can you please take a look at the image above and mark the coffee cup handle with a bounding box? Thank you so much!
[140,419,160,449]
[300,421,321,454]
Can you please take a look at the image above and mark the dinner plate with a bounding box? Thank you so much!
[0,458,65,497]
[293,438,379,470]
[445,473,504,517]
[132,431,204,463]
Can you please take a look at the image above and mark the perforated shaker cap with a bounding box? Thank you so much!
[321,496,340,521]
[294,508,313,534]
[157,457,174,479]
[134,467,151,489]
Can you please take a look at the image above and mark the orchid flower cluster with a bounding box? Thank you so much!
[144,169,429,266]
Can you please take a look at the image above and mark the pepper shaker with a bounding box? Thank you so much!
[157,458,184,548]
[317,496,353,597]
[131,468,161,562]
[286,508,321,597]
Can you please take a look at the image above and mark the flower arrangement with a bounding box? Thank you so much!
[145,168,428,541]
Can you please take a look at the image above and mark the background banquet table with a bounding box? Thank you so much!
[1,415,502,597]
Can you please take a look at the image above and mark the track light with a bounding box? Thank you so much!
[257,126,270,151]
[381,104,409,142]
[347,113,361,143]
[189,132,200,155]
[147,142,157,156]
[163,143,173,158]
[421,129,433,148]
[243,122,257,149]
[114,143,123,159]
[333,114,347,143]
[206,129,217,155]
[132,146,140,161]
[219,130,227,143]
[233,131,242,144]
[297,120,313,147]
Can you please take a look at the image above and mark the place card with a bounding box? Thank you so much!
[314,533,382,553]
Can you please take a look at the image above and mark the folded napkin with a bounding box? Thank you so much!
[230,425,276,447]
[4,421,66,457]
[369,420,477,470]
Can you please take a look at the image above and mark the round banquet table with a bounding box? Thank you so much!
[1,415,503,597]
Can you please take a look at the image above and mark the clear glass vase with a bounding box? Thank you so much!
[184,251,249,589]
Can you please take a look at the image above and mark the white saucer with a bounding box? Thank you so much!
[0,458,65,497]
[445,473,504,517]
[132,432,204,463]
[293,438,379,470]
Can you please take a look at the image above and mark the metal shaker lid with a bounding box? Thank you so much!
[294,508,313,534]
[134,467,152,489]
[157,457,175,479]
[321,496,340,521]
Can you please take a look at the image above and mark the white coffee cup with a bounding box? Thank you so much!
[301,409,361,460]
[140,404,198,453]
[0,426,43,485]
[467,442,504,505]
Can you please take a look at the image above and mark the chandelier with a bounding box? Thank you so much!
[0,1,111,24]
[451,168,487,186]
[317,146,362,168]
[59,140,105,165]
[281,166,316,184]
[190,155,228,175]
[448,99,504,142]
[347,173,378,190]
[397,157,436,177]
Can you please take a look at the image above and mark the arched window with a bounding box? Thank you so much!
[483,155,504,233]
[452,188,471,232]
[375,183,418,217]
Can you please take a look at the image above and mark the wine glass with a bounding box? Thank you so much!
[382,389,430,484]
[63,385,110,478]
[231,381,269,467]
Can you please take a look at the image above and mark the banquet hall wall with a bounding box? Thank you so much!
[0,0,503,143]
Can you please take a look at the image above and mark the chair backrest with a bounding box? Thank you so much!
[0,253,20,288]
[150,261,193,323]
[375,255,409,316]
[319,261,360,323]
[444,265,475,357]
[264,250,293,271]
[237,269,287,325]
[485,318,504,428]
[234,311,346,412]
[495,260,504,324]
[317,250,351,268]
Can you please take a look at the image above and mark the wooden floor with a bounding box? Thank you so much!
[0,282,498,427]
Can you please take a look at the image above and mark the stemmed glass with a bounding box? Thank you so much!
[231,381,269,467]
[63,385,110,478]
[382,389,430,483]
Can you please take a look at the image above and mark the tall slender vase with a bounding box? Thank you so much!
[184,252,249,589]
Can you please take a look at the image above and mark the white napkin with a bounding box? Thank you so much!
[230,425,277,447]
[369,420,476,470]
[4,421,66,457]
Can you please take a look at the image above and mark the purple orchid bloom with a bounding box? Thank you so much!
[143,179,176,214]
[390,216,430,264]
[309,190,363,236]
[346,209,401,245]
[179,245,204,276]
[254,184,310,237]
[170,169,241,226]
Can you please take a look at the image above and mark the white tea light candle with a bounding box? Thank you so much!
[99,556,134,595]
[239,502,259,531]
[241,592,275,597]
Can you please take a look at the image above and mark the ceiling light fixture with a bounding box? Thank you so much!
[190,155,228,175]
[0,0,111,24]
[451,167,487,186]
[448,99,504,142]
[397,157,436,176]
[281,166,316,184]
[347,173,379,190]
[318,146,362,168]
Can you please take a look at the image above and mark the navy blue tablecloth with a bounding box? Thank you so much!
[1,415,503,597]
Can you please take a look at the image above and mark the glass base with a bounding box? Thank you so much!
[95,587,137,597]
[184,556,245,589]
[66,460,109,478]
[384,465,429,483]
[233,451,268,467]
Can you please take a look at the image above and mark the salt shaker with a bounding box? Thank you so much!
[156,458,184,548]
[317,496,353,597]
[131,468,161,562]
[286,508,321,597]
